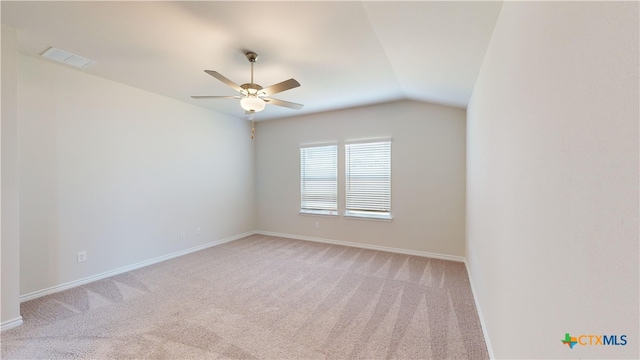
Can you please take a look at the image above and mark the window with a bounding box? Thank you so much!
[300,144,338,216]
[345,140,392,220]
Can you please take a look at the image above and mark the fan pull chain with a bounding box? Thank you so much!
[251,118,255,140]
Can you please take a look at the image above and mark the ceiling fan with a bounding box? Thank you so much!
[192,51,303,114]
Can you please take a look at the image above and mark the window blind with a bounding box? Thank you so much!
[300,145,338,215]
[345,141,391,219]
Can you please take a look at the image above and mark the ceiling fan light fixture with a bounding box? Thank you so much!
[240,96,266,112]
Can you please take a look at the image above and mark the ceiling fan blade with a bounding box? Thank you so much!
[264,97,304,110]
[204,70,244,93]
[260,78,300,96]
[191,95,241,99]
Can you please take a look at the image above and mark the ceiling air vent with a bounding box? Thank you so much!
[41,47,95,69]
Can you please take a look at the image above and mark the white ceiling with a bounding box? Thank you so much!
[2,1,503,121]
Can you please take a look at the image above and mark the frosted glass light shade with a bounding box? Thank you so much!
[240,96,266,112]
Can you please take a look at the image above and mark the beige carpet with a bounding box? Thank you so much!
[1,234,488,359]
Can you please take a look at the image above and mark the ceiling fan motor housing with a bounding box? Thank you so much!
[241,83,264,96]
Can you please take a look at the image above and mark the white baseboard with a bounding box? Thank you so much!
[256,230,465,262]
[0,316,23,332]
[20,231,256,302]
[465,260,495,359]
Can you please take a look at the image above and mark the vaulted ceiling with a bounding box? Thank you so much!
[2,1,503,120]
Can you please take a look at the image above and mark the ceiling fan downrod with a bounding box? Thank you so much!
[246,52,258,84]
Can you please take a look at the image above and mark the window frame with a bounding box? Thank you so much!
[344,139,392,221]
[299,143,339,217]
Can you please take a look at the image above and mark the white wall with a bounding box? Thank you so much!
[17,54,255,296]
[467,2,639,359]
[1,24,22,327]
[256,100,466,257]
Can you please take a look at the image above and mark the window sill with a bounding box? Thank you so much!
[299,210,339,217]
[344,212,393,222]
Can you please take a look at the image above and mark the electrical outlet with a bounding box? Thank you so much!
[180,231,186,239]
[196,227,202,235]
[77,251,87,263]
[315,222,320,229]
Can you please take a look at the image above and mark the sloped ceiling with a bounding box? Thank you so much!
[2,1,503,120]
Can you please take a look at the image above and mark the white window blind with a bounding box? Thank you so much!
[300,145,338,215]
[345,140,391,219]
